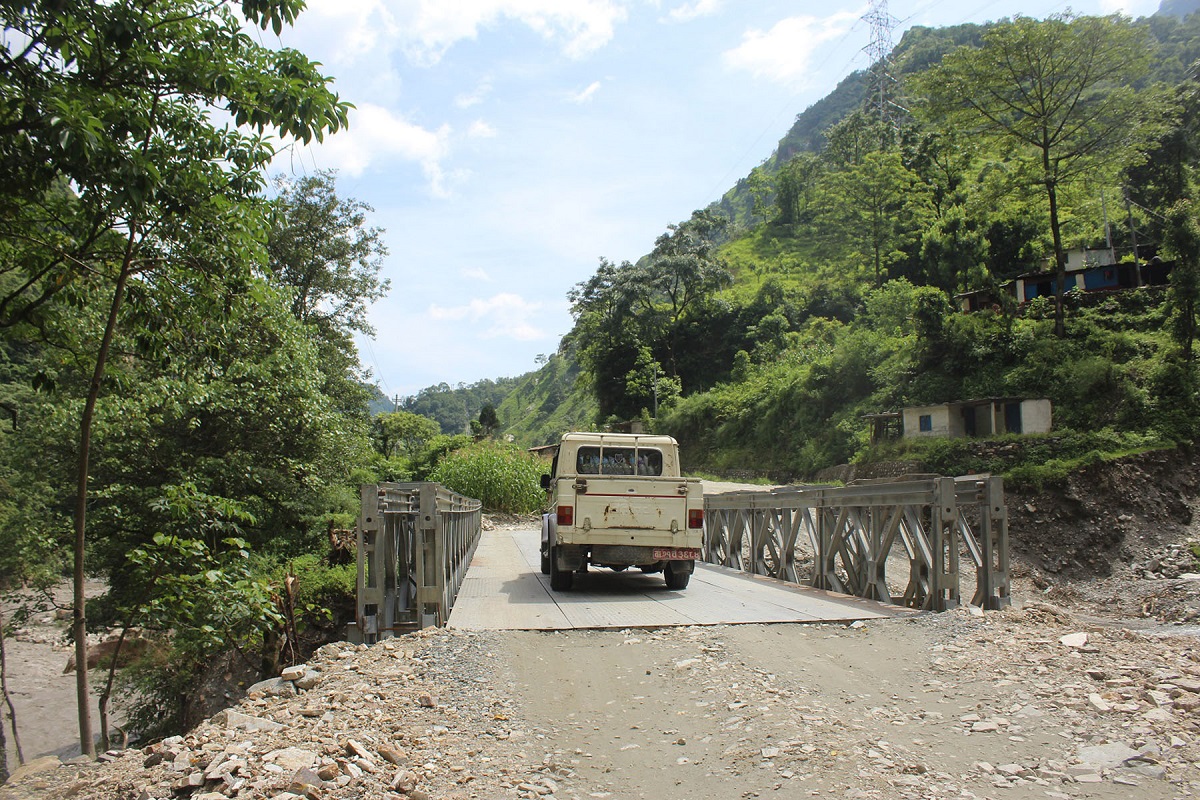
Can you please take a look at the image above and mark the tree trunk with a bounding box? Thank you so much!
[1045,177,1068,338]
[98,626,128,753]
[73,257,135,760]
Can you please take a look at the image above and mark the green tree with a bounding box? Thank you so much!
[570,210,732,422]
[0,0,349,757]
[568,257,645,420]
[775,153,823,226]
[917,14,1164,336]
[267,170,389,344]
[820,150,932,286]
[1165,200,1200,361]
[373,411,441,459]
[267,171,388,424]
[632,210,733,377]
[477,403,499,436]
[823,109,896,168]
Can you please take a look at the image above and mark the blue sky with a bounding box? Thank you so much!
[271,0,1159,400]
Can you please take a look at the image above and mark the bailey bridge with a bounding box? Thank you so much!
[350,475,1009,639]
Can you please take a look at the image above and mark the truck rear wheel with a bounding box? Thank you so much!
[664,561,691,590]
[549,546,573,591]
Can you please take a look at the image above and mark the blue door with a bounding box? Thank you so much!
[1004,402,1022,434]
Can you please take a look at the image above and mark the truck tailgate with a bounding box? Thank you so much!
[573,477,694,531]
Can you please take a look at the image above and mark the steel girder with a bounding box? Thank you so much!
[353,482,483,641]
[702,476,1010,612]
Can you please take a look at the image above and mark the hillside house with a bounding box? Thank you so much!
[902,398,1052,439]
[954,248,1173,312]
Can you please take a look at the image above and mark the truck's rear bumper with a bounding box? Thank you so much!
[553,541,702,571]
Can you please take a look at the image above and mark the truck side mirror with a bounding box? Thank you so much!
[540,474,551,489]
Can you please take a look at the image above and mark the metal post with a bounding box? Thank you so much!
[354,485,382,644]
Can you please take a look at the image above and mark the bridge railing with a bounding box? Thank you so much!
[351,482,482,642]
[703,475,1009,611]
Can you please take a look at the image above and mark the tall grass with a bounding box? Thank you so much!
[429,440,548,513]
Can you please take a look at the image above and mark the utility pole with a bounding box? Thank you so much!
[1102,191,1116,266]
[652,363,658,418]
[1124,189,1144,288]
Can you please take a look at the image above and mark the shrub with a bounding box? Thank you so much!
[280,553,355,619]
[429,440,548,513]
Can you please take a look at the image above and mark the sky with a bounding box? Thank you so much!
[270,0,1162,401]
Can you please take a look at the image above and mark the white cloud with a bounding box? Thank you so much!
[383,0,629,65]
[1098,0,1158,15]
[723,11,861,87]
[456,79,494,108]
[468,119,498,138]
[569,81,602,104]
[292,1,627,70]
[301,0,401,65]
[428,293,548,340]
[665,0,721,23]
[462,267,493,281]
[302,103,453,195]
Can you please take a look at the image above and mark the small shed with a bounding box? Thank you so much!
[902,398,1052,439]
[528,444,559,460]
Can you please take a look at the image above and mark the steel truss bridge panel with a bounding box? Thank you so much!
[701,475,1010,612]
[354,482,482,642]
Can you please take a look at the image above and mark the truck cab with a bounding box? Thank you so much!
[539,432,704,591]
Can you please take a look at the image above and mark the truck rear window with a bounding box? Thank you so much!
[575,446,663,476]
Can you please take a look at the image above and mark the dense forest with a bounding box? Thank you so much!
[6,0,1200,767]
[0,0,396,765]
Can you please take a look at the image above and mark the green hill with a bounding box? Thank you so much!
[403,10,1200,485]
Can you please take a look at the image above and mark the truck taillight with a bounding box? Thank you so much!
[688,509,704,529]
[557,505,574,527]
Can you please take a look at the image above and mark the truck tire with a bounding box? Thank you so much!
[549,546,574,591]
[664,561,690,590]
[540,515,552,574]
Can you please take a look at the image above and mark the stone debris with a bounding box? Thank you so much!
[1133,537,1200,580]
[3,605,1200,800]
[0,629,548,800]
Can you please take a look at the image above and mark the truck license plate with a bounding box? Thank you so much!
[653,548,700,560]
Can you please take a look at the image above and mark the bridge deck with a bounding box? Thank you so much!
[447,528,916,631]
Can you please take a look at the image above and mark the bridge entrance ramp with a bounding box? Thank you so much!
[447,527,915,631]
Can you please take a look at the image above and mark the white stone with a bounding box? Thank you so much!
[266,747,318,774]
[1059,632,1089,648]
[1076,742,1141,768]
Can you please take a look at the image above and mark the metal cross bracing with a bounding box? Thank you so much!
[702,475,1010,612]
[353,482,482,642]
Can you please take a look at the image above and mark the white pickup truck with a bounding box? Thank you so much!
[539,432,705,591]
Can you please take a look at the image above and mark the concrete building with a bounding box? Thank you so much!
[902,398,1052,439]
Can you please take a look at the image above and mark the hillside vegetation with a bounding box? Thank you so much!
[408,10,1200,485]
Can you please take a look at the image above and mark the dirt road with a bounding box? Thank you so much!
[6,570,1199,799]
[501,616,1196,800]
